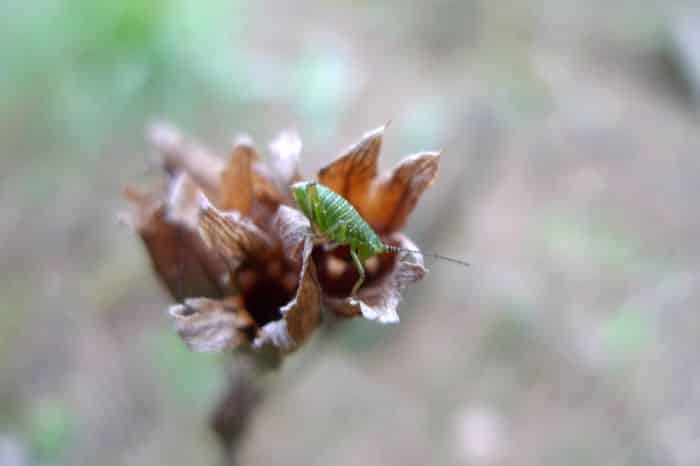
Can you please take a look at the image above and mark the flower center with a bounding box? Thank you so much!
[241,275,293,326]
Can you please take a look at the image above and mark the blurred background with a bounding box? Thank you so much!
[2,0,700,465]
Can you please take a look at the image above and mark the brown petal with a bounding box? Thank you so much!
[316,126,440,235]
[253,238,322,352]
[124,188,228,301]
[324,234,426,323]
[169,297,256,352]
[219,139,256,215]
[361,152,440,234]
[270,205,312,269]
[198,194,275,274]
[218,137,284,226]
[147,121,224,199]
[317,125,384,204]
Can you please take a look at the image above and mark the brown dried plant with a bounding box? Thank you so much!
[123,122,440,359]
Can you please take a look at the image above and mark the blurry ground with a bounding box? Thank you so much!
[2,1,700,465]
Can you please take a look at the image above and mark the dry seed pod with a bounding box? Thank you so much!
[124,122,439,356]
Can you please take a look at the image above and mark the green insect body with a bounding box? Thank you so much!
[291,181,387,295]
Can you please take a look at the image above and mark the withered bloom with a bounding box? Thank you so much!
[123,122,439,357]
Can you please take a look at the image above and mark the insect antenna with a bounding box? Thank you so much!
[383,244,471,267]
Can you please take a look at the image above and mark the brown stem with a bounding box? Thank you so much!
[210,348,281,466]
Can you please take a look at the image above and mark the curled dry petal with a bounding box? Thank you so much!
[124,187,228,301]
[254,238,321,352]
[148,121,223,199]
[169,297,256,352]
[270,205,312,269]
[361,152,440,234]
[317,126,440,235]
[150,123,283,222]
[324,234,426,323]
[198,194,275,274]
[318,125,383,206]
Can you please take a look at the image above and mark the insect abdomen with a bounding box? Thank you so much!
[316,184,384,259]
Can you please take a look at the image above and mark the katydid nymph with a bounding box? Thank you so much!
[290,181,470,296]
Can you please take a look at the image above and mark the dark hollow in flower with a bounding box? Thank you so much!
[235,260,296,327]
[196,196,302,330]
[191,199,323,352]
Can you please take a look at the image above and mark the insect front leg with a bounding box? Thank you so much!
[349,248,366,296]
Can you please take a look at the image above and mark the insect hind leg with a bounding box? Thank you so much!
[349,248,366,296]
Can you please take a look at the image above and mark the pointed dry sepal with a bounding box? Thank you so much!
[361,152,440,234]
[218,140,257,215]
[169,297,256,352]
[218,137,283,225]
[316,126,440,235]
[197,194,275,274]
[317,125,384,204]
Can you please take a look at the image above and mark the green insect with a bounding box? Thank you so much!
[291,181,469,296]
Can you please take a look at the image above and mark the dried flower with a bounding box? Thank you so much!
[123,122,439,357]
